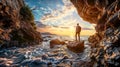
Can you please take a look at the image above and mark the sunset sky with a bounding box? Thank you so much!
[25,0,96,36]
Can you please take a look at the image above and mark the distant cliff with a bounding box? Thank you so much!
[0,0,42,48]
[71,0,120,67]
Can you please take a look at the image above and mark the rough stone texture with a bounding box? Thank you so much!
[0,0,42,48]
[67,41,84,53]
[71,0,120,67]
[50,39,65,48]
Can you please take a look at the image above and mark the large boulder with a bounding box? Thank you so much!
[50,39,65,48]
[67,41,84,53]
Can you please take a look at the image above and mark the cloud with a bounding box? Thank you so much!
[39,0,95,30]
[26,0,96,36]
[60,27,70,29]
[40,2,77,26]
[82,28,94,30]
[35,21,46,28]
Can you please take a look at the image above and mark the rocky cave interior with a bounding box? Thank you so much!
[70,0,120,66]
[0,0,120,67]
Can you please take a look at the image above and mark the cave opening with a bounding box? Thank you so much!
[1,0,120,67]
[25,0,96,37]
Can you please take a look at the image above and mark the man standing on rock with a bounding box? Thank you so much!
[75,23,81,42]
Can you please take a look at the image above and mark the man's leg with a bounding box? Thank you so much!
[75,32,77,41]
[78,33,80,42]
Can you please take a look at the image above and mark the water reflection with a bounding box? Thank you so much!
[0,35,91,67]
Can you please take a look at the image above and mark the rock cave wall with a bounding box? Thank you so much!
[71,0,120,67]
[0,0,42,48]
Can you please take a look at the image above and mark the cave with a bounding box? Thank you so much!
[0,0,120,67]
[70,0,120,66]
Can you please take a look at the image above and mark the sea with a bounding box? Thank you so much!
[0,34,91,67]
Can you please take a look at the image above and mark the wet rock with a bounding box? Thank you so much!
[20,60,32,66]
[45,36,52,38]
[50,39,65,48]
[13,54,26,64]
[106,11,120,28]
[47,62,52,67]
[67,41,84,53]
[72,61,90,67]
[56,63,71,67]
[0,64,7,67]
[41,55,48,60]
[48,53,58,57]
[20,59,48,67]
[88,33,102,48]
[0,58,13,67]
[104,27,114,37]
[63,56,69,59]
[29,60,47,67]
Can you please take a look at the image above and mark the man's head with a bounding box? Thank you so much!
[77,23,79,26]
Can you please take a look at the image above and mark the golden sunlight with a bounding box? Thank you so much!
[37,27,96,36]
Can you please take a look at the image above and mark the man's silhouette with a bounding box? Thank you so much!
[75,23,81,42]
